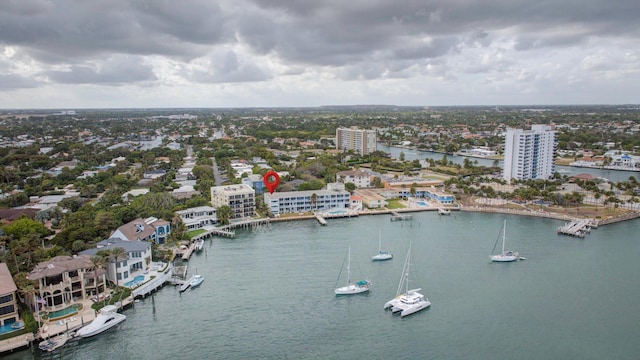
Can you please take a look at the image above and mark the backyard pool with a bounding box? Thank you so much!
[124,275,145,287]
[48,304,81,321]
[0,321,23,335]
[416,201,428,207]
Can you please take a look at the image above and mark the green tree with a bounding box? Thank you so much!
[217,205,233,225]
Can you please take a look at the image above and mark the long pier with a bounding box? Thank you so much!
[557,219,597,238]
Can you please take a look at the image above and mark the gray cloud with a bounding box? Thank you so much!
[43,56,157,84]
[0,0,639,106]
[0,74,41,90]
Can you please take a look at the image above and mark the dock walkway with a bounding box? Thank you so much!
[557,219,596,238]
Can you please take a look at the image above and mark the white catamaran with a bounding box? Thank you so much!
[383,243,430,317]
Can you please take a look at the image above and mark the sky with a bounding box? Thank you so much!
[1,0,639,109]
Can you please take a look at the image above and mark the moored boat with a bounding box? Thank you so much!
[335,246,371,295]
[383,243,430,317]
[75,304,126,338]
[39,332,70,352]
[490,220,519,262]
[438,208,451,215]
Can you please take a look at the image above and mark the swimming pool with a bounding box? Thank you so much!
[124,275,145,287]
[0,321,23,335]
[48,304,81,321]
[416,201,427,207]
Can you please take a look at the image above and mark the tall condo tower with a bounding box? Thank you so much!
[336,127,377,155]
[503,124,556,182]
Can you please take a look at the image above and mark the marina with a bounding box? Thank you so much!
[3,212,640,359]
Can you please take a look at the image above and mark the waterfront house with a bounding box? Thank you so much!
[80,238,152,287]
[27,255,107,309]
[0,263,20,328]
[176,206,218,230]
[110,217,171,244]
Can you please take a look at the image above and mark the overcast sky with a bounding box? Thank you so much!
[1,0,639,109]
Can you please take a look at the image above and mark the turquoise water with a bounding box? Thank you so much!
[0,322,22,335]
[124,275,145,287]
[47,305,79,321]
[416,201,427,206]
[5,212,640,359]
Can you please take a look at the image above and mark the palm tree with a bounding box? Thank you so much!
[89,255,106,300]
[310,193,318,212]
[110,247,127,288]
[217,205,233,225]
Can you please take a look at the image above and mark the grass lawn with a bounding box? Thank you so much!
[185,229,206,239]
[386,199,406,209]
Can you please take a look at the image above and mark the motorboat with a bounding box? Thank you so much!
[39,332,70,352]
[371,230,393,261]
[438,208,451,215]
[194,239,204,252]
[335,246,371,295]
[179,273,204,293]
[75,305,126,338]
[490,220,519,262]
[383,243,430,317]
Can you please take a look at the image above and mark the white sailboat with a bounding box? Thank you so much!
[490,220,519,262]
[335,246,371,295]
[383,243,430,317]
[371,230,393,261]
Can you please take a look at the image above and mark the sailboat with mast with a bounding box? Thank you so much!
[383,243,431,317]
[490,220,519,262]
[335,246,371,295]
[371,230,393,261]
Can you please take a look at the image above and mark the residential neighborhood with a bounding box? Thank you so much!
[1,105,639,354]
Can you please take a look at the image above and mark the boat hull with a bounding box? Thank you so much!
[400,299,431,317]
[371,253,393,261]
[76,309,126,338]
[491,252,519,262]
[335,282,371,295]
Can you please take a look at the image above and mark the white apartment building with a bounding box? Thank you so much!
[503,125,556,182]
[337,170,371,188]
[210,184,256,219]
[264,188,351,216]
[336,127,377,155]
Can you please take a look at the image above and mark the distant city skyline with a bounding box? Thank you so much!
[1,0,639,109]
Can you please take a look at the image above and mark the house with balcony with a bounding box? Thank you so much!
[27,255,107,309]
[337,170,371,188]
[110,217,171,244]
[80,238,152,287]
[176,206,218,230]
[0,263,20,328]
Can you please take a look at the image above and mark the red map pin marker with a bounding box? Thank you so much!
[263,170,280,194]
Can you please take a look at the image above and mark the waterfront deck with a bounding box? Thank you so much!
[390,211,413,221]
[557,219,597,238]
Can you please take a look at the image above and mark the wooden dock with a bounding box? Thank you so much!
[557,219,596,238]
[390,211,413,221]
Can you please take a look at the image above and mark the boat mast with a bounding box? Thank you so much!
[378,230,382,253]
[346,246,351,285]
[501,220,506,254]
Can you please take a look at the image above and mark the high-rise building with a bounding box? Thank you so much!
[503,124,556,182]
[336,127,377,155]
